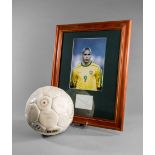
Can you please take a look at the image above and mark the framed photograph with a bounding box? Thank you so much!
[51,20,132,131]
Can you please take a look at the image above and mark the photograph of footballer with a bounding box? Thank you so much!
[69,38,107,91]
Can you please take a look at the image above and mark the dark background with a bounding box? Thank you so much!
[59,30,121,120]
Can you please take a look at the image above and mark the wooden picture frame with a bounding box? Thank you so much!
[51,20,132,131]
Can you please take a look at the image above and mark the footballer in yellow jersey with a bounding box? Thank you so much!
[70,47,103,91]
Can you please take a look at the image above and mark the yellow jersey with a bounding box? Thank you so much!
[70,62,103,91]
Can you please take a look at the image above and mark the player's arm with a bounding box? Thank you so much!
[70,69,77,88]
[96,66,103,90]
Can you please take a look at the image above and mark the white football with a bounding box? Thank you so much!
[25,86,74,135]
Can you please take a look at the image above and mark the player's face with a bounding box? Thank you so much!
[82,50,91,64]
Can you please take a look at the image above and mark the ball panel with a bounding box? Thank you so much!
[37,96,52,111]
[57,114,72,128]
[39,110,59,130]
[25,103,40,123]
[52,97,69,114]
